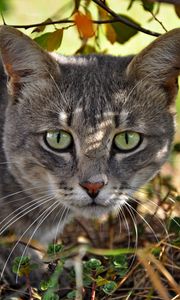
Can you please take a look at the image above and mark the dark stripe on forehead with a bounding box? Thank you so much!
[67,112,73,127]
[114,114,120,128]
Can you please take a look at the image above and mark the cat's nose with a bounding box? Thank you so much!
[79,181,105,199]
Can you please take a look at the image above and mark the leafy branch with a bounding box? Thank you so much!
[1,0,163,37]
[92,0,161,37]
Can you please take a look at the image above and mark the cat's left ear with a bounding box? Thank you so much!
[126,28,180,103]
[0,25,59,97]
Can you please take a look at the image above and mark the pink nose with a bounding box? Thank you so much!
[79,181,104,198]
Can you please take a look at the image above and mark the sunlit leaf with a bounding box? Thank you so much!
[96,276,110,287]
[111,15,140,44]
[175,4,180,18]
[98,6,108,19]
[74,11,95,39]
[47,29,63,52]
[105,24,116,44]
[34,29,63,52]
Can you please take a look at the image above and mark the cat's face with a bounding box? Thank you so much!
[0,26,180,219]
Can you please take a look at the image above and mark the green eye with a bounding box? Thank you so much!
[114,131,141,152]
[45,130,72,151]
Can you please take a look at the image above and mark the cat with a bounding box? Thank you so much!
[0,25,179,287]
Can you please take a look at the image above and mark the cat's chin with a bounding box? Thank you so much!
[70,202,125,219]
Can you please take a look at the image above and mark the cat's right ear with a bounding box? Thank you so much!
[0,25,59,98]
[126,28,180,104]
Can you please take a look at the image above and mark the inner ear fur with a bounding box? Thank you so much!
[126,28,180,102]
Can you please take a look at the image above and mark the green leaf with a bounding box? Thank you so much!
[43,291,59,300]
[102,281,117,295]
[12,256,38,277]
[47,243,64,256]
[84,258,102,270]
[67,290,76,299]
[142,0,154,12]
[112,255,128,276]
[12,256,30,277]
[111,15,140,44]
[40,280,49,291]
[113,255,127,267]
[88,247,135,256]
[34,29,63,52]
[83,274,93,286]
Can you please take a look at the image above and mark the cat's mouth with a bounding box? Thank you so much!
[67,199,118,218]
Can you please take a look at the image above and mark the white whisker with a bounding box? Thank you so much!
[125,202,159,243]
[15,199,61,283]
[123,204,138,270]
[128,195,170,236]
[0,196,54,235]
[54,206,69,242]
[118,205,131,249]
[0,197,58,280]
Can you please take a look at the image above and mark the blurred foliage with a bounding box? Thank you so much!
[22,0,178,52]
[0,0,9,13]
[0,0,179,53]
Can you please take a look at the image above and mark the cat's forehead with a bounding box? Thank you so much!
[22,54,169,136]
[54,55,133,126]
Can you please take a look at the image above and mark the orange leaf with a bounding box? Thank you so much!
[74,12,95,39]
[106,24,116,44]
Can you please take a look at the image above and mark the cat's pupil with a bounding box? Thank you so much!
[57,132,61,144]
[125,132,129,144]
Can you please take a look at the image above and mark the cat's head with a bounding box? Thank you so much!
[0,26,179,218]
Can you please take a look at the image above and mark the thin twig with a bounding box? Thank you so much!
[92,0,161,37]
[1,19,74,29]
[149,11,168,32]
[0,17,163,32]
